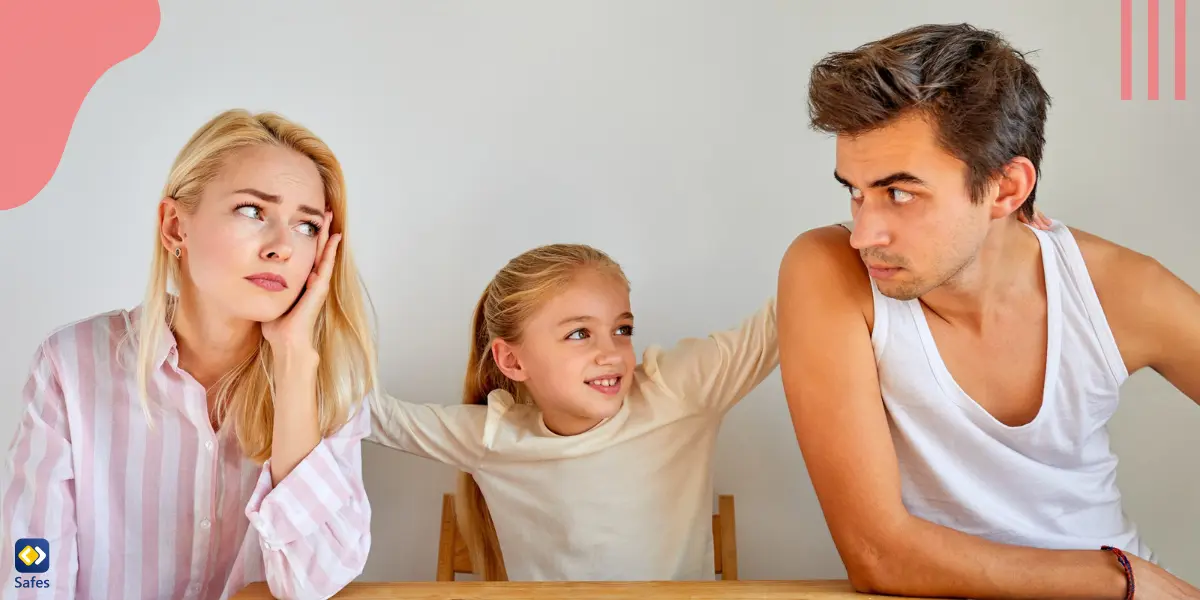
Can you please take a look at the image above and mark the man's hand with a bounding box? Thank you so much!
[1131,555,1200,599]
[1017,207,1053,230]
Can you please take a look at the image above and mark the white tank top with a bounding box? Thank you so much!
[855,221,1154,561]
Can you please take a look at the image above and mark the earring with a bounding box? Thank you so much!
[174,247,181,258]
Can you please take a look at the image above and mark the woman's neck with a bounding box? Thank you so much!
[171,288,260,391]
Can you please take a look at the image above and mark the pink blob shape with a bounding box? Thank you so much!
[0,0,161,211]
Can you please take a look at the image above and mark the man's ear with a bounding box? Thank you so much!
[491,338,528,382]
[159,196,187,254]
[990,157,1037,220]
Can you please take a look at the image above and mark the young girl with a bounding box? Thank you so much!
[368,243,777,581]
[2,109,377,599]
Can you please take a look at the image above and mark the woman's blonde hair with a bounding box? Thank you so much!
[134,108,378,463]
[457,243,628,580]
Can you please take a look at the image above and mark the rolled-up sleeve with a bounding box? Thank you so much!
[243,399,371,600]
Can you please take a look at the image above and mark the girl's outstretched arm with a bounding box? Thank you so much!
[642,297,778,414]
[366,393,488,473]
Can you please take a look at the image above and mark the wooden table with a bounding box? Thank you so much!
[232,580,944,599]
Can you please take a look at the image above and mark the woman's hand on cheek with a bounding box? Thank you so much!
[262,212,336,484]
[262,210,340,362]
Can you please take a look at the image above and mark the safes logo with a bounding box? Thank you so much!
[14,539,47,574]
[13,538,51,590]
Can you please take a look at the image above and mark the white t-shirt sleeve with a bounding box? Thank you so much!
[641,297,779,414]
[366,392,488,472]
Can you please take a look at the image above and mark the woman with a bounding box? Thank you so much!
[2,109,378,599]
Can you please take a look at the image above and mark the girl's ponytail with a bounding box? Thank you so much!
[456,288,513,580]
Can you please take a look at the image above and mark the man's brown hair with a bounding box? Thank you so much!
[807,23,1051,218]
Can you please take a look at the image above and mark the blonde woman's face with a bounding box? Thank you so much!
[165,144,329,323]
[495,269,636,436]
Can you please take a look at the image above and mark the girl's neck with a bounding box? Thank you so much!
[171,287,259,391]
[541,411,604,436]
[534,392,609,437]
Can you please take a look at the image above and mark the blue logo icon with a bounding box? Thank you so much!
[14,539,49,574]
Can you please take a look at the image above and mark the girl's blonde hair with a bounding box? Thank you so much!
[134,108,378,463]
[458,243,628,580]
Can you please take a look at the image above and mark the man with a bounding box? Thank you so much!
[777,23,1200,599]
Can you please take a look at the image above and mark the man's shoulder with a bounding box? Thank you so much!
[1065,225,1165,294]
[779,224,873,318]
[1062,224,1194,375]
[781,224,869,280]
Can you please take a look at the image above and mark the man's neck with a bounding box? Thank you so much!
[172,286,259,392]
[919,219,1045,330]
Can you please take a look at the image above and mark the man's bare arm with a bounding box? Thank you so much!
[1075,228,1200,403]
[778,226,1135,599]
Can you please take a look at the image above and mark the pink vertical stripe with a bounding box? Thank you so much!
[73,317,99,596]
[107,316,131,600]
[1122,0,1134,99]
[169,380,198,600]
[141,397,163,600]
[155,375,184,599]
[1149,0,1161,99]
[1177,0,1188,100]
[48,335,75,600]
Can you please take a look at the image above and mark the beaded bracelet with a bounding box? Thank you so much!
[1101,545,1135,600]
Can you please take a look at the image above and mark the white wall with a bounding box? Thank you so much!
[1,0,1195,584]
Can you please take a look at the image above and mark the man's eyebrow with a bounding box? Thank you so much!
[833,171,930,189]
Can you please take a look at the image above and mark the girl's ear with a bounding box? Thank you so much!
[491,338,528,382]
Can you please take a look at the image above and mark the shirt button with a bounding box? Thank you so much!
[204,440,214,450]
[200,518,211,529]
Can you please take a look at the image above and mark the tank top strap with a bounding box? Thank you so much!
[1035,221,1130,385]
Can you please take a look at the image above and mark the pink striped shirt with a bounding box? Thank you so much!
[1,307,372,599]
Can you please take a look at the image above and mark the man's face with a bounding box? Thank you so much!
[835,114,994,300]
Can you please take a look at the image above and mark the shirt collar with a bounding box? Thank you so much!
[129,303,180,370]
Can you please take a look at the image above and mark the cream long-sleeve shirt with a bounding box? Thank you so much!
[368,298,777,581]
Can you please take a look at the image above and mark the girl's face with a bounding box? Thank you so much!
[493,269,636,436]
[162,144,329,324]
